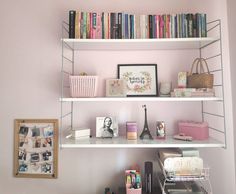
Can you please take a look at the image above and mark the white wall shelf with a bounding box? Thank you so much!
[62,37,219,51]
[61,136,224,148]
[60,97,222,102]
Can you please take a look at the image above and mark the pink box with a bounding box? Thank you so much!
[178,121,209,140]
[126,187,142,194]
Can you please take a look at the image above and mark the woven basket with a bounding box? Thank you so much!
[187,58,214,88]
[69,75,98,97]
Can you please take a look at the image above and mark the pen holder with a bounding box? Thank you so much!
[126,187,142,194]
[125,170,142,194]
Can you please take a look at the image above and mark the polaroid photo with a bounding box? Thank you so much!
[96,117,118,138]
[42,151,52,161]
[30,164,41,174]
[42,137,53,147]
[43,125,54,137]
[41,163,52,174]
[19,126,29,136]
[18,150,27,161]
[30,153,40,163]
[18,163,28,173]
[19,136,25,147]
[33,138,42,148]
[31,127,40,137]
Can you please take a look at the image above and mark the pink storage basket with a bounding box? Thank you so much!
[178,121,209,140]
[69,75,98,97]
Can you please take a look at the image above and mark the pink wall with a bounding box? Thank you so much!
[0,0,235,194]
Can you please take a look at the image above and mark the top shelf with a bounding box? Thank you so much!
[62,37,219,51]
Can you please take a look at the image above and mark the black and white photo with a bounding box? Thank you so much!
[96,117,118,138]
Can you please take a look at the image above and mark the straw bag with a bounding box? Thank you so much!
[187,58,214,88]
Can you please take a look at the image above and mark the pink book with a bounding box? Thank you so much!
[91,13,97,39]
[96,13,102,39]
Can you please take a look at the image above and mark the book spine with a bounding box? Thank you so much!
[153,15,157,38]
[118,12,122,39]
[102,12,105,39]
[108,13,111,39]
[110,13,115,39]
[122,12,125,39]
[135,14,140,39]
[193,14,197,37]
[96,13,102,39]
[156,15,159,38]
[201,13,207,37]
[91,13,97,39]
[148,15,153,38]
[105,13,109,39]
[75,11,80,39]
[83,12,87,39]
[86,12,90,38]
[69,10,76,38]
[125,14,129,39]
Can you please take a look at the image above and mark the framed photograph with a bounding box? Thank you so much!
[118,64,158,97]
[96,117,118,138]
[106,79,126,97]
[14,119,58,178]
[156,121,166,139]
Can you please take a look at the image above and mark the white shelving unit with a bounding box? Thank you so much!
[62,37,219,50]
[61,136,224,148]
[60,97,222,102]
[61,20,226,149]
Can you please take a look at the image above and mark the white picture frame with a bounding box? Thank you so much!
[96,117,118,138]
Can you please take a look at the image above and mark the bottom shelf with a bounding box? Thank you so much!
[60,136,225,148]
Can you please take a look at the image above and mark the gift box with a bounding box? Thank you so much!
[178,121,209,140]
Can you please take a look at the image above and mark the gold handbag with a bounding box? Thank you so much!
[187,58,214,88]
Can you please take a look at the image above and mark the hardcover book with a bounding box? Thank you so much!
[69,10,76,38]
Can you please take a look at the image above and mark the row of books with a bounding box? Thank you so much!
[68,10,207,39]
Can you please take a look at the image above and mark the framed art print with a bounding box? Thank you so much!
[106,79,126,97]
[14,119,58,179]
[118,64,158,97]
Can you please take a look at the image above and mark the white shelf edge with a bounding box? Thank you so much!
[62,37,217,43]
[61,37,219,50]
[60,136,225,149]
[60,97,222,102]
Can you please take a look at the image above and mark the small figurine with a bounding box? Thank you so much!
[140,105,153,140]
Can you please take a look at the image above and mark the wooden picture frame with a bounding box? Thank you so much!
[14,119,58,179]
[118,64,158,97]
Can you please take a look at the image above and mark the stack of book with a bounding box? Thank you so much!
[68,10,207,39]
[171,88,215,97]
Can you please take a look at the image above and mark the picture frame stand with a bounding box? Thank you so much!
[140,105,153,140]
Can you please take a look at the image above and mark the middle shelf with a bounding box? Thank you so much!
[60,97,222,102]
[61,136,224,148]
